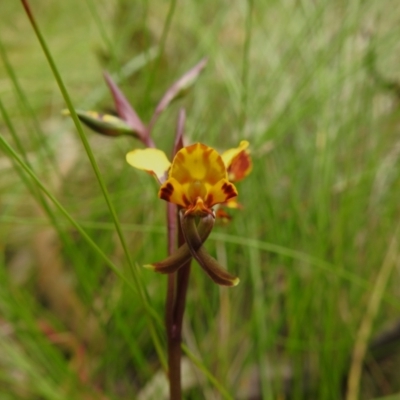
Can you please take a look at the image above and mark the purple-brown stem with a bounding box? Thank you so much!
[165,109,188,399]
[174,225,192,335]
[165,202,181,400]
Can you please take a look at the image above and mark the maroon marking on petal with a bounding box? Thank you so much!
[160,182,174,201]
[221,182,237,200]
[228,151,252,181]
[182,194,191,207]
[206,193,214,206]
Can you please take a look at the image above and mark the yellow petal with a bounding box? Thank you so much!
[126,148,171,183]
[169,143,227,185]
[159,177,189,208]
[221,140,249,168]
[205,179,237,207]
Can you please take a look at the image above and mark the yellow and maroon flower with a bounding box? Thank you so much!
[158,143,237,216]
[125,141,249,286]
[126,142,247,216]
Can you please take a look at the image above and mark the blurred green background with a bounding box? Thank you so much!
[1,1,400,399]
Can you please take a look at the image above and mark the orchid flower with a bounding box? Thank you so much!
[126,141,252,286]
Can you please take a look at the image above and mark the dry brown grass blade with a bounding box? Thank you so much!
[346,228,400,400]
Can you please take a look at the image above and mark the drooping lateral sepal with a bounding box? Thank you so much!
[180,211,240,287]
[144,213,214,274]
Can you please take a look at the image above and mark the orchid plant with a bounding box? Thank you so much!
[71,59,252,398]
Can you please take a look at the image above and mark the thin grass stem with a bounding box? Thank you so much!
[0,131,167,370]
[239,0,254,135]
[144,0,177,102]
[0,35,60,177]
[182,344,233,400]
[19,2,169,369]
